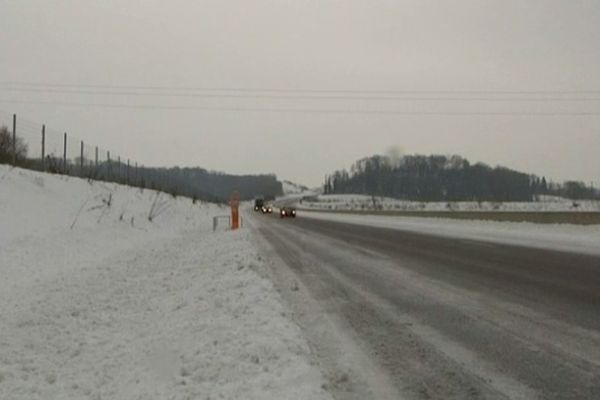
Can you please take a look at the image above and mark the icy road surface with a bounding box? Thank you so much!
[298,210,600,256]
[252,209,600,400]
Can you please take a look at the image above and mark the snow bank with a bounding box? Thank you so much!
[300,194,600,212]
[0,165,331,400]
[300,210,600,256]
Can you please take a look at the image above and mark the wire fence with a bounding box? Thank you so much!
[4,109,598,204]
[0,110,150,190]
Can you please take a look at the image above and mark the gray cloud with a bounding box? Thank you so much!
[1,0,599,187]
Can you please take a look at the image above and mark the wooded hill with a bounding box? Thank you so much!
[323,154,597,202]
[139,167,283,202]
[1,126,282,202]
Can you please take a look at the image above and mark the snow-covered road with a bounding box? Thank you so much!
[0,166,331,400]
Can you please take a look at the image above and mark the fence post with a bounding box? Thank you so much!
[107,151,111,180]
[12,114,16,165]
[63,132,67,174]
[80,140,84,176]
[41,125,45,171]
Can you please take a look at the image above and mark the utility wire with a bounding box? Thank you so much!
[2,99,600,116]
[3,81,600,95]
[2,87,600,101]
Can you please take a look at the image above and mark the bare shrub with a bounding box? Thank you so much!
[0,126,28,164]
[148,192,170,221]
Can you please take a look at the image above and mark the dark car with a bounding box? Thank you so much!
[280,207,296,218]
[254,198,264,211]
[262,204,273,214]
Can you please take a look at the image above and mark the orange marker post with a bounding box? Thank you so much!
[230,191,240,230]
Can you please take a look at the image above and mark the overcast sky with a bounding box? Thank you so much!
[1,0,599,187]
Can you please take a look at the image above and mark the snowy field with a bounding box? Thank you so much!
[280,180,312,196]
[299,194,600,212]
[0,166,331,400]
[300,210,600,256]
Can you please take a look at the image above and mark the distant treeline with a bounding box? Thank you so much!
[139,167,283,202]
[1,125,282,202]
[65,161,282,202]
[323,154,598,202]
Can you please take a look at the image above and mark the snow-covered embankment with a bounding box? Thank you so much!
[0,166,331,400]
[300,193,600,212]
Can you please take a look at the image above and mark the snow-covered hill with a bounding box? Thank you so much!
[281,180,309,195]
[0,165,331,400]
